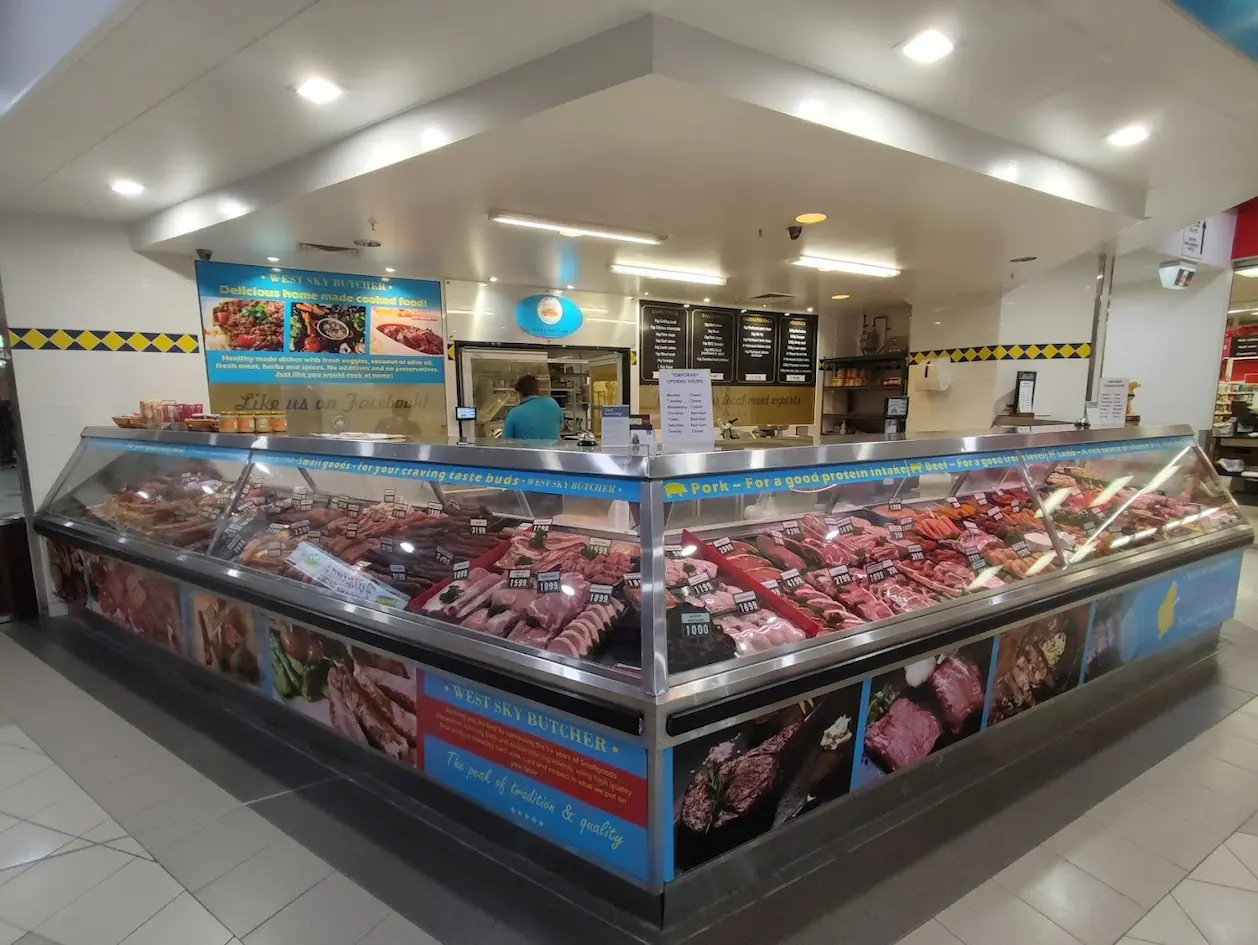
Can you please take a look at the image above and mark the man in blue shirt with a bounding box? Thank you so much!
[502,375,563,440]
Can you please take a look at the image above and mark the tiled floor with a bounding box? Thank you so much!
[0,638,435,945]
[2,552,1258,944]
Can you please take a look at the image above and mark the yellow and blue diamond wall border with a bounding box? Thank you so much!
[7,328,200,353]
[909,342,1091,364]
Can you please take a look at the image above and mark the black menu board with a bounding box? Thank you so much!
[689,309,734,383]
[777,313,817,385]
[640,304,689,383]
[1232,335,1258,359]
[736,312,778,383]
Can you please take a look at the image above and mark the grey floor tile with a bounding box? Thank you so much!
[0,844,132,930]
[894,921,966,945]
[0,729,42,755]
[1171,879,1258,945]
[25,789,110,838]
[0,747,52,794]
[0,823,74,872]
[80,819,127,844]
[937,880,1084,945]
[1088,792,1232,870]
[156,806,283,892]
[1188,846,1258,892]
[1043,819,1187,909]
[242,872,390,945]
[13,934,59,945]
[36,858,182,945]
[356,913,440,945]
[105,838,151,860]
[196,838,333,938]
[0,922,19,945]
[1127,892,1207,945]
[119,892,233,945]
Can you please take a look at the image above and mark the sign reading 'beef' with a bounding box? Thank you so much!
[640,304,689,383]
[736,312,778,383]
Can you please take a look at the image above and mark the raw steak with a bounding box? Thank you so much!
[929,655,984,733]
[864,698,943,772]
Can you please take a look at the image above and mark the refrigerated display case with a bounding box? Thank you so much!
[34,426,1252,928]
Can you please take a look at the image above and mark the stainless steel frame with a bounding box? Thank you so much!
[35,425,1252,723]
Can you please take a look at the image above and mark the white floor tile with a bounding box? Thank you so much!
[1225,833,1258,881]
[938,880,1084,945]
[105,838,151,860]
[80,819,127,844]
[356,913,441,945]
[1045,818,1187,909]
[241,873,390,945]
[996,846,1145,945]
[196,839,333,938]
[0,823,73,873]
[119,892,232,945]
[0,845,131,930]
[0,920,21,945]
[0,767,82,820]
[26,790,109,838]
[36,858,182,945]
[1172,878,1258,945]
[1157,754,1258,807]
[0,749,50,795]
[1186,731,1258,778]
[0,730,42,755]
[1087,794,1226,871]
[0,817,15,838]
[1190,847,1258,892]
[156,807,283,892]
[1127,895,1208,945]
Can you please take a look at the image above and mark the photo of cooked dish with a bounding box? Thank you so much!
[290,303,366,353]
[189,592,262,686]
[268,617,418,765]
[854,638,995,788]
[202,298,285,351]
[672,681,864,871]
[987,604,1089,726]
[369,307,443,356]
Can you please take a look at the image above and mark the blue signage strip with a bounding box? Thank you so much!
[196,261,444,386]
[1127,552,1242,659]
[252,450,638,501]
[84,438,249,464]
[661,437,1196,503]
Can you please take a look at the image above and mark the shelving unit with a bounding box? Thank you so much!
[819,354,908,434]
[1215,380,1258,424]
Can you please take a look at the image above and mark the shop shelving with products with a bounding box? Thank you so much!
[1214,380,1258,423]
[819,354,908,433]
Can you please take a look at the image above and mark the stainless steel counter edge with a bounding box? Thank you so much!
[76,424,1197,480]
[37,510,1252,717]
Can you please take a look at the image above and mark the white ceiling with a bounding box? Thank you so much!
[1,0,1257,304]
[144,76,1131,315]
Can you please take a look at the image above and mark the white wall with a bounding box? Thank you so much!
[1104,266,1232,432]
[0,214,207,504]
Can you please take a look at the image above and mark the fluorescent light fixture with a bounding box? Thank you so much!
[420,127,449,150]
[266,256,280,263]
[610,264,725,286]
[296,77,343,104]
[794,255,900,278]
[218,197,249,218]
[1106,124,1148,148]
[990,161,1020,183]
[1236,266,1258,278]
[491,212,662,245]
[111,179,145,196]
[831,294,850,300]
[271,267,281,273]
[488,276,498,282]
[566,284,574,290]
[902,29,954,64]
[385,267,396,273]
[703,297,711,303]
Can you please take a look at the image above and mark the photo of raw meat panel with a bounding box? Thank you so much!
[671,680,864,871]
[854,637,995,787]
[87,557,185,656]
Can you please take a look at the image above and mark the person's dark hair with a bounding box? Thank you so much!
[514,374,540,397]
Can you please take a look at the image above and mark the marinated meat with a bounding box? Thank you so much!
[864,698,942,772]
[376,323,443,354]
[327,665,410,761]
[929,655,984,733]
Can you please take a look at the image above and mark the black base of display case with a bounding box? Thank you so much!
[18,608,1223,945]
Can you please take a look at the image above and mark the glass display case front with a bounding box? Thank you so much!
[40,430,1244,695]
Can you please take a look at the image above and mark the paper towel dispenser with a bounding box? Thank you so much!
[911,356,953,392]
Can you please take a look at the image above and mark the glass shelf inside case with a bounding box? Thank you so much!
[208,451,643,673]
[43,439,250,552]
[660,450,1063,677]
[1023,435,1242,564]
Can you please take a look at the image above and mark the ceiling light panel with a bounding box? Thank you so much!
[610,264,725,286]
[1236,266,1258,278]
[901,29,954,64]
[1106,124,1149,148]
[794,256,900,278]
[491,212,663,245]
[111,179,144,196]
[296,77,343,104]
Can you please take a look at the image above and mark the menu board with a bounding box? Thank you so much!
[640,304,689,382]
[777,314,817,385]
[689,309,734,383]
[736,312,778,384]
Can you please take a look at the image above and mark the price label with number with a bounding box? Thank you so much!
[383,489,396,503]
[900,516,913,529]
[1012,541,1031,559]
[623,572,642,589]
[889,498,903,512]
[453,561,470,581]
[830,565,853,586]
[781,568,805,589]
[712,536,734,554]
[688,572,715,596]
[236,501,257,518]
[964,520,980,532]
[735,590,760,614]
[681,612,712,637]
[664,544,683,558]
[435,545,453,567]
[967,551,985,569]
[869,562,894,583]
[974,493,989,506]
[585,537,611,557]
[833,517,854,536]
[390,564,407,579]
[888,525,904,540]
[345,521,360,539]
[988,508,1004,522]
[537,570,562,593]
[1084,521,1097,535]
[380,537,394,552]
[532,519,553,536]
[299,497,314,512]
[470,518,488,535]
[1011,502,1021,513]
[508,569,532,589]
[426,502,444,515]
[266,523,284,533]
[346,501,362,519]
[908,544,925,562]
[770,529,785,545]
[783,520,802,537]
[947,497,961,508]
[391,503,408,519]
[226,536,246,556]
[760,578,781,595]
[589,584,613,604]
[200,506,219,520]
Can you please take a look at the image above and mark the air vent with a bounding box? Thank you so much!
[297,242,359,255]
[748,293,794,303]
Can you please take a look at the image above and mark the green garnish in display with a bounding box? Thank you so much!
[439,585,461,605]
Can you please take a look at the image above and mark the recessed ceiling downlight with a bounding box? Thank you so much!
[901,29,954,64]
[795,212,827,225]
[1106,124,1149,148]
[831,294,851,300]
[111,179,144,196]
[610,264,726,286]
[296,77,343,104]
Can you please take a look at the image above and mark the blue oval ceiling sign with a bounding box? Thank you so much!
[515,294,583,339]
